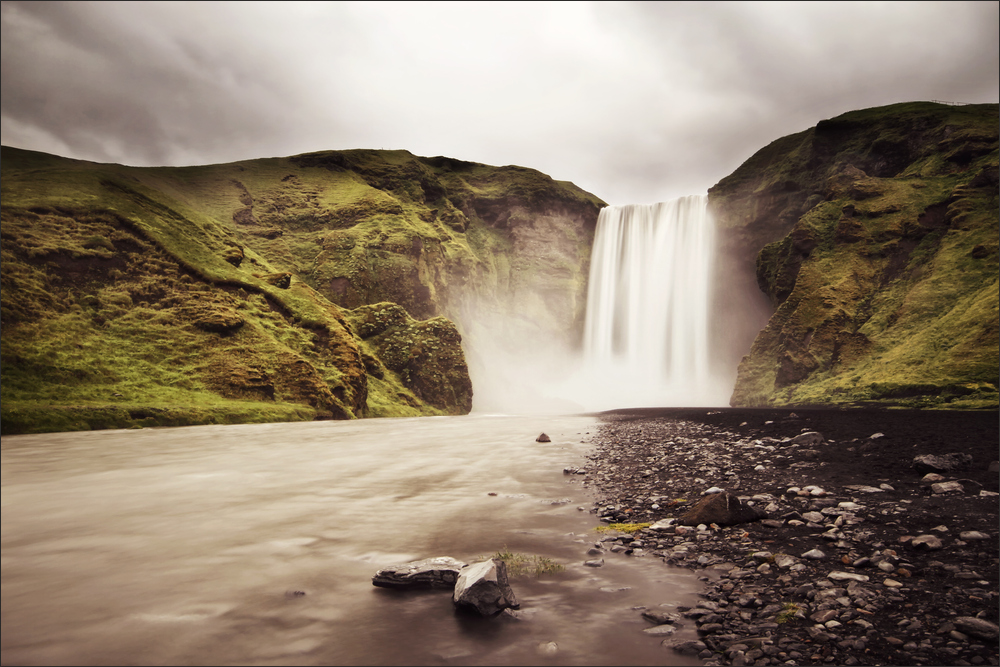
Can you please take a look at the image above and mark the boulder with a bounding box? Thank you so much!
[452,559,519,616]
[954,616,999,642]
[678,491,766,527]
[535,433,551,443]
[372,556,467,590]
[912,453,973,475]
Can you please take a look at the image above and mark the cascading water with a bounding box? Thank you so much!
[572,195,727,409]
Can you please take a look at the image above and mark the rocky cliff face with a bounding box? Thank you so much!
[0,147,602,433]
[709,102,999,409]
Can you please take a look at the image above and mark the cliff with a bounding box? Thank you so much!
[0,147,602,434]
[709,102,999,409]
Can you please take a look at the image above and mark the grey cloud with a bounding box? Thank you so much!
[1,1,997,205]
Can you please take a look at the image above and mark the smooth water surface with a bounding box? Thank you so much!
[2,415,705,666]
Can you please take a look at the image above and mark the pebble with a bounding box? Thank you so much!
[574,414,999,667]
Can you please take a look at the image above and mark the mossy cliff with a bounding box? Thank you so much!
[1,147,602,434]
[709,102,998,409]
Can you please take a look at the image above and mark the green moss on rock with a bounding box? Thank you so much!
[712,102,999,409]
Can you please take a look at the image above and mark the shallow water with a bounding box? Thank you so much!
[1,414,704,666]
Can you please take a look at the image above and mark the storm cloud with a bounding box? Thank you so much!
[2,1,997,204]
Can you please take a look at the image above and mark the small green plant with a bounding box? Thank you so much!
[487,546,564,577]
[776,601,801,624]
[595,522,652,534]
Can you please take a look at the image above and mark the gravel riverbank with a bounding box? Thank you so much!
[564,407,999,666]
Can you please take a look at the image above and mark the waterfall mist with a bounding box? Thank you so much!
[462,195,759,414]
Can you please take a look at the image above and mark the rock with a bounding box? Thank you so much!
[843,484,884,493]
[931,481,965,494]
[678,491,766,527]
[535,433,551,443]
[958,531,989,540]
[789,431,825,446]
[372,556,467,589]
[828,571,870,582]
[452,559,519,616]
[801,549,827,560]
[912,453,973,475]
[584,558,604,567]
[642,610,681,625]
[666,639,707,655]
[954,616,999,642]
[910,534,944,550]
[649,518,676,530]
[643,624,678,636]
[774,553,798,569]
[921,473,946,484]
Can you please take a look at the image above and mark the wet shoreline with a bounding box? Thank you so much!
[564,407,999,666]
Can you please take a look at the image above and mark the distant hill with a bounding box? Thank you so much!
[709,102,999,409]
[0,147,602,433]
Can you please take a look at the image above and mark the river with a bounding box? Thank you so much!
[1,414,705,666]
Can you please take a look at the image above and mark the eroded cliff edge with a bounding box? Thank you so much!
[709,102,999,409]
[0,147,602,433]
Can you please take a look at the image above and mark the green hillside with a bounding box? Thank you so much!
[709,102,999,409]
[0,147,603,434]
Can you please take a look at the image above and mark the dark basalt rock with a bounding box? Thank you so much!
[678,491,767,527]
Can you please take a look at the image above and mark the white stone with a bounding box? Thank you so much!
[959,531,989,540]
[649,518,676,530]
[828,571,870,582]
[931,481,964,494]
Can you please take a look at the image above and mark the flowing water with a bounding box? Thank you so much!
[574,196,727,410]
[1,415,705,666]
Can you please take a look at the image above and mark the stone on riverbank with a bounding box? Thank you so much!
[453,558,519,616]
[912,453,973,474]
[678,491,766,527]
[372,556,467,590]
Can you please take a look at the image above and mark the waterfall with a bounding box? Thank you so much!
[577,195,724,408]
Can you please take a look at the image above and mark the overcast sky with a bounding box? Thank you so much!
[2,1,998,205]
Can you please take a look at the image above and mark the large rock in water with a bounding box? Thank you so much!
[452,559,519,616]
[678,491,767,527]
[371,556,467,590]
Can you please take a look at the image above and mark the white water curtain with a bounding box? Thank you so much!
[581,195,719,406]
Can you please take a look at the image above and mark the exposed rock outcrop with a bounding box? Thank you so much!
[709,102,999,409]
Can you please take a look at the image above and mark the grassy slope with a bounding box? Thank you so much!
[1,147,602,434]
[711,102,999,409]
